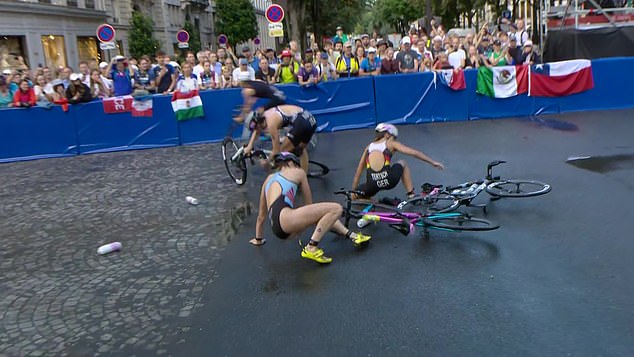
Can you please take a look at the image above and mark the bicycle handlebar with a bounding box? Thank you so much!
[334,188,367,198]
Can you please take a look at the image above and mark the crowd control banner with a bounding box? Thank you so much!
[0,106,78,162]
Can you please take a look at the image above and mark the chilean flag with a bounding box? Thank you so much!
[529,59,594,97]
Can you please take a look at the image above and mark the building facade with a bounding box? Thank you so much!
[0,0,274,71]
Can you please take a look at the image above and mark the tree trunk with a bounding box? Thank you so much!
[276,0,301,47]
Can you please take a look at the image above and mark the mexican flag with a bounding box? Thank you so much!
[171,89,204,121]
[476,65,529,98]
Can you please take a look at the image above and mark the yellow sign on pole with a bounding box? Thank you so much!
[268,22,284,38]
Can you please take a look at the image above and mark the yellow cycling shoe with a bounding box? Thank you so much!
[301,247,333,264]
[351,232,372,246]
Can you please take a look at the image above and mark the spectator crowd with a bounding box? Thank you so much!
[0,18,541,109]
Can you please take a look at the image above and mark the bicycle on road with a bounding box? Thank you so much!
[335,189,500,239]
[222,128,329,185]
[397,160,552,214]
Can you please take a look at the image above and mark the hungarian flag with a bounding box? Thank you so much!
[437,68,466,91]
[131,95,153,117]
[529,59,594,97]
[476,65,528,98]
[171,89,204,121]
[102,95,133,114]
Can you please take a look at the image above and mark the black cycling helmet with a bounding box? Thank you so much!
[273,152,301,167]
[247,110,265,130]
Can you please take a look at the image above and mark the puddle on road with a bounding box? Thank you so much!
[526,116,579,131]
[215,201,254,244]
[566,154,634,173]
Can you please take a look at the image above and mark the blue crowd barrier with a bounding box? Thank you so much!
[279,77,377,131]
[0,106,78,163]
[74,98,179,154]
[177,88,243,145]
[1,57,633,163]
[374,72,469,124]
[557,57,634,112]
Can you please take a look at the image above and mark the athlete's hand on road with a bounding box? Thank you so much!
[249,237,266,246]
[432,161,445,170]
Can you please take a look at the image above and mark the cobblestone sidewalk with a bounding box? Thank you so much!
[0,144,255,356]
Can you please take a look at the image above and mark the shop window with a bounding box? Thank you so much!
[41,35,67,69]
[77,36,101,63]
[0,36,29,72]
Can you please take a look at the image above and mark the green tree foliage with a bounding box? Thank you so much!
[284,0,365,50]
[128,11,160,58]
[183,21,201,54]
[214,0,258,46]
[373,0,422,34]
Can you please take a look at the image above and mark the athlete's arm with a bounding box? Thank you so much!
[389,140,444,169]
[299,170,313,205]
[251,178,268,245]
[244,126,260,154]
[351,147,369,190]
[267,114,283,157]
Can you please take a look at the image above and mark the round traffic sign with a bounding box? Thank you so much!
[96,24,116,43]
[265,4,284,23]
[176,30,190,44]
[218,34,228,45]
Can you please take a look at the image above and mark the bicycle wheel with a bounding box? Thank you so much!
[422,213,500,231]
[307,160,329,177]
[398,193,461,214]
[222,137,247,185]
[486,180,551,198]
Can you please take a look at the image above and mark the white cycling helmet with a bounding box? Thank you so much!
[375,123,398,138]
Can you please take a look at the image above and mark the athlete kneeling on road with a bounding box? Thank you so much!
[352,123,444,200]
[251,152,371,264]
[244,104,317,171]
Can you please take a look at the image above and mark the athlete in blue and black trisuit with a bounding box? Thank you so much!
[243,102,318,172]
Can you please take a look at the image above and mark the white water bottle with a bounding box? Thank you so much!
[357,218,370,228]
[97,242,122,255]
[186,196,199,205]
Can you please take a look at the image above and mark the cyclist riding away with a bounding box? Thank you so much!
[243,104,317,171]
[352,123,445,200]
[251,152,371,264]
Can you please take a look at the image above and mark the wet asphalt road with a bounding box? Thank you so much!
[1,109,633,356]
[171,110,634,356]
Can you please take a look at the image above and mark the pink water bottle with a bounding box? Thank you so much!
[97,242,122,255]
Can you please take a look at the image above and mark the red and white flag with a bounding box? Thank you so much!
[437,68,467,91]
[131,95,153,117]
[529,59,594,97]
[102,95,133,114]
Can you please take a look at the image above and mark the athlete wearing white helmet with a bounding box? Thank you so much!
[352,123,444,199]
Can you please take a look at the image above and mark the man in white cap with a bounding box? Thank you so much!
[334,41,359,78]
[396,36,418,73]
[98,61,113,94]
[520,41,541,65]
[359,47,381,76]
[232,57,255,87]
